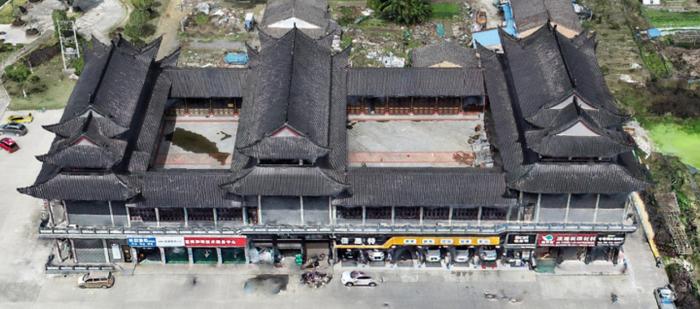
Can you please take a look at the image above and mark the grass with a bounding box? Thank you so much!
[648,119,700,168]
[643,8,700,28]
[7,56,75,111]
[431,3,460,20]
[638,42,672,78]
[0,0,27,24]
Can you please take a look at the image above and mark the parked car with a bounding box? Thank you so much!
[78,272,115,289]
[654,286,677,309]
[425,249,442,263]
[367,250,385,262]
[341,271,377,287]
[6,113,33,123]
[453,249,470,263]
[0,122,28,136]
[0,137,19,153]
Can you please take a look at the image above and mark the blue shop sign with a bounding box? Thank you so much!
[128,236,157,248]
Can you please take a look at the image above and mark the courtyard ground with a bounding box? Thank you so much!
[154,116,237,169]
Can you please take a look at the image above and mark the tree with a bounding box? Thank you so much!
[378,0,432,25]
[4,62,31,83]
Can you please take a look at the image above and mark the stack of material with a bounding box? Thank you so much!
[655,192,693,256]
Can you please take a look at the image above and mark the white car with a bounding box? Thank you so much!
[367,250,385,262]
[425,249,441,263]
[341,271,378,287]
[453,250,470,263]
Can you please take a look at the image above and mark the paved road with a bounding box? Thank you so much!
[75,0,128,44]
[0,110,670,308]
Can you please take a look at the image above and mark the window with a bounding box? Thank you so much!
[423,207,449,220]
[365,207,391,219]
[188,208,214,221]
[129,208,156,222]
[481,207,507,220]
[337,207,362,220]
[394,207,419,220]
[217,208,243,221]
[158,208,184,222]
[452,208,478,220]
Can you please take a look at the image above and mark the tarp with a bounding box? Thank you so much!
[436,23,446,38]
[502,2,517,36]
[224,52,248,65]
[472,29,501,48]
[648,28,662,39]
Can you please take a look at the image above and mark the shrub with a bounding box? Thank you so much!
[4,62,31,83]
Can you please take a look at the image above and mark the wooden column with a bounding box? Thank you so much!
[108,201,115,227]
[155,208,160,227]
[564,194,572,223]
[183,208,189,227]
[593,194,601,223]
[534,194,542,223]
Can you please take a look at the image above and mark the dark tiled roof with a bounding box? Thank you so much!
[261,0,332,38]
[222,166,347,196]
[238,136,329,162]
[511,0,582,34]
[334,168,516,208]
[43,111,128,138]
[525,103,632,158]
[165,68,247,98]
[236,29,337,160]
[128,74,172,172]
[17,172,139,201]
[347,68,485,97]
[509,162,650,194]
[411,41,480,68]
[136,171,240,208]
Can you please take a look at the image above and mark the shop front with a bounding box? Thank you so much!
[533,233,626,270]
[503,233,536,268]
[334,235,501,268]
[127,236,247,265]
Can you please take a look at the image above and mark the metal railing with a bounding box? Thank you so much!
[38,222,636,238]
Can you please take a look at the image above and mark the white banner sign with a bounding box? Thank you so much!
[155,236,185,247]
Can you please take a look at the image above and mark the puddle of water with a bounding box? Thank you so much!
[243,275,289,295]
[165,128,230,164]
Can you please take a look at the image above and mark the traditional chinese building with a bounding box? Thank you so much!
[20,20,647,270]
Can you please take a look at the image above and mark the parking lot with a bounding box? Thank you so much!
[0,109,670,308]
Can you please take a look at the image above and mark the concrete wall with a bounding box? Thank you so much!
[260,196,301,225]
[596,193,627,223]
[302,197,329,225]
[568,194,596,223]
[538,194,567,223]
[65,201,128,227]
[66,201,112,226]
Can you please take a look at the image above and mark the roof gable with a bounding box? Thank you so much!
[267,17,321,29]
[555,121,600,137]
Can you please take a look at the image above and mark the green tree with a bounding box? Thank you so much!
[378,0,431,25]
[4,62,31,83]
[131,0,155,10]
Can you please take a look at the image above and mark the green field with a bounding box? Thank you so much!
[648,120,700,168]
[7,56,76,111]
[643,8,700,28]
[431,3,460,19]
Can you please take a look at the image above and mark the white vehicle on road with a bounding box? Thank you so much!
[341,271,378,287]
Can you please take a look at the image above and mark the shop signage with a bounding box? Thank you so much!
[184,236,247,248]
[505,234,537,248]
[127,236,156,248]
[155,236,185,247]
[335,236,500,249]
[595,234,626,247]
[536,233,597,247]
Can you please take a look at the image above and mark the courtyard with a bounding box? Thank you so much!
[153,116,238,169]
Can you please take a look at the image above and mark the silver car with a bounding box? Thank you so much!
[0,123,27,136]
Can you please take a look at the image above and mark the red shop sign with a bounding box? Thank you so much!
[536,233,597,247]
[183,236,247,248]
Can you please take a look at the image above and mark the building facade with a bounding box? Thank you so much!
[20,20,648,271]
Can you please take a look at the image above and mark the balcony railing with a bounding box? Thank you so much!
[38,222,636,238]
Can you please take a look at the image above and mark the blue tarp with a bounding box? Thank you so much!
[502,2,517,36]
[436,23,446,38]
[648,28,662,39]
[472,29,501,48]
[224,52,248,65]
